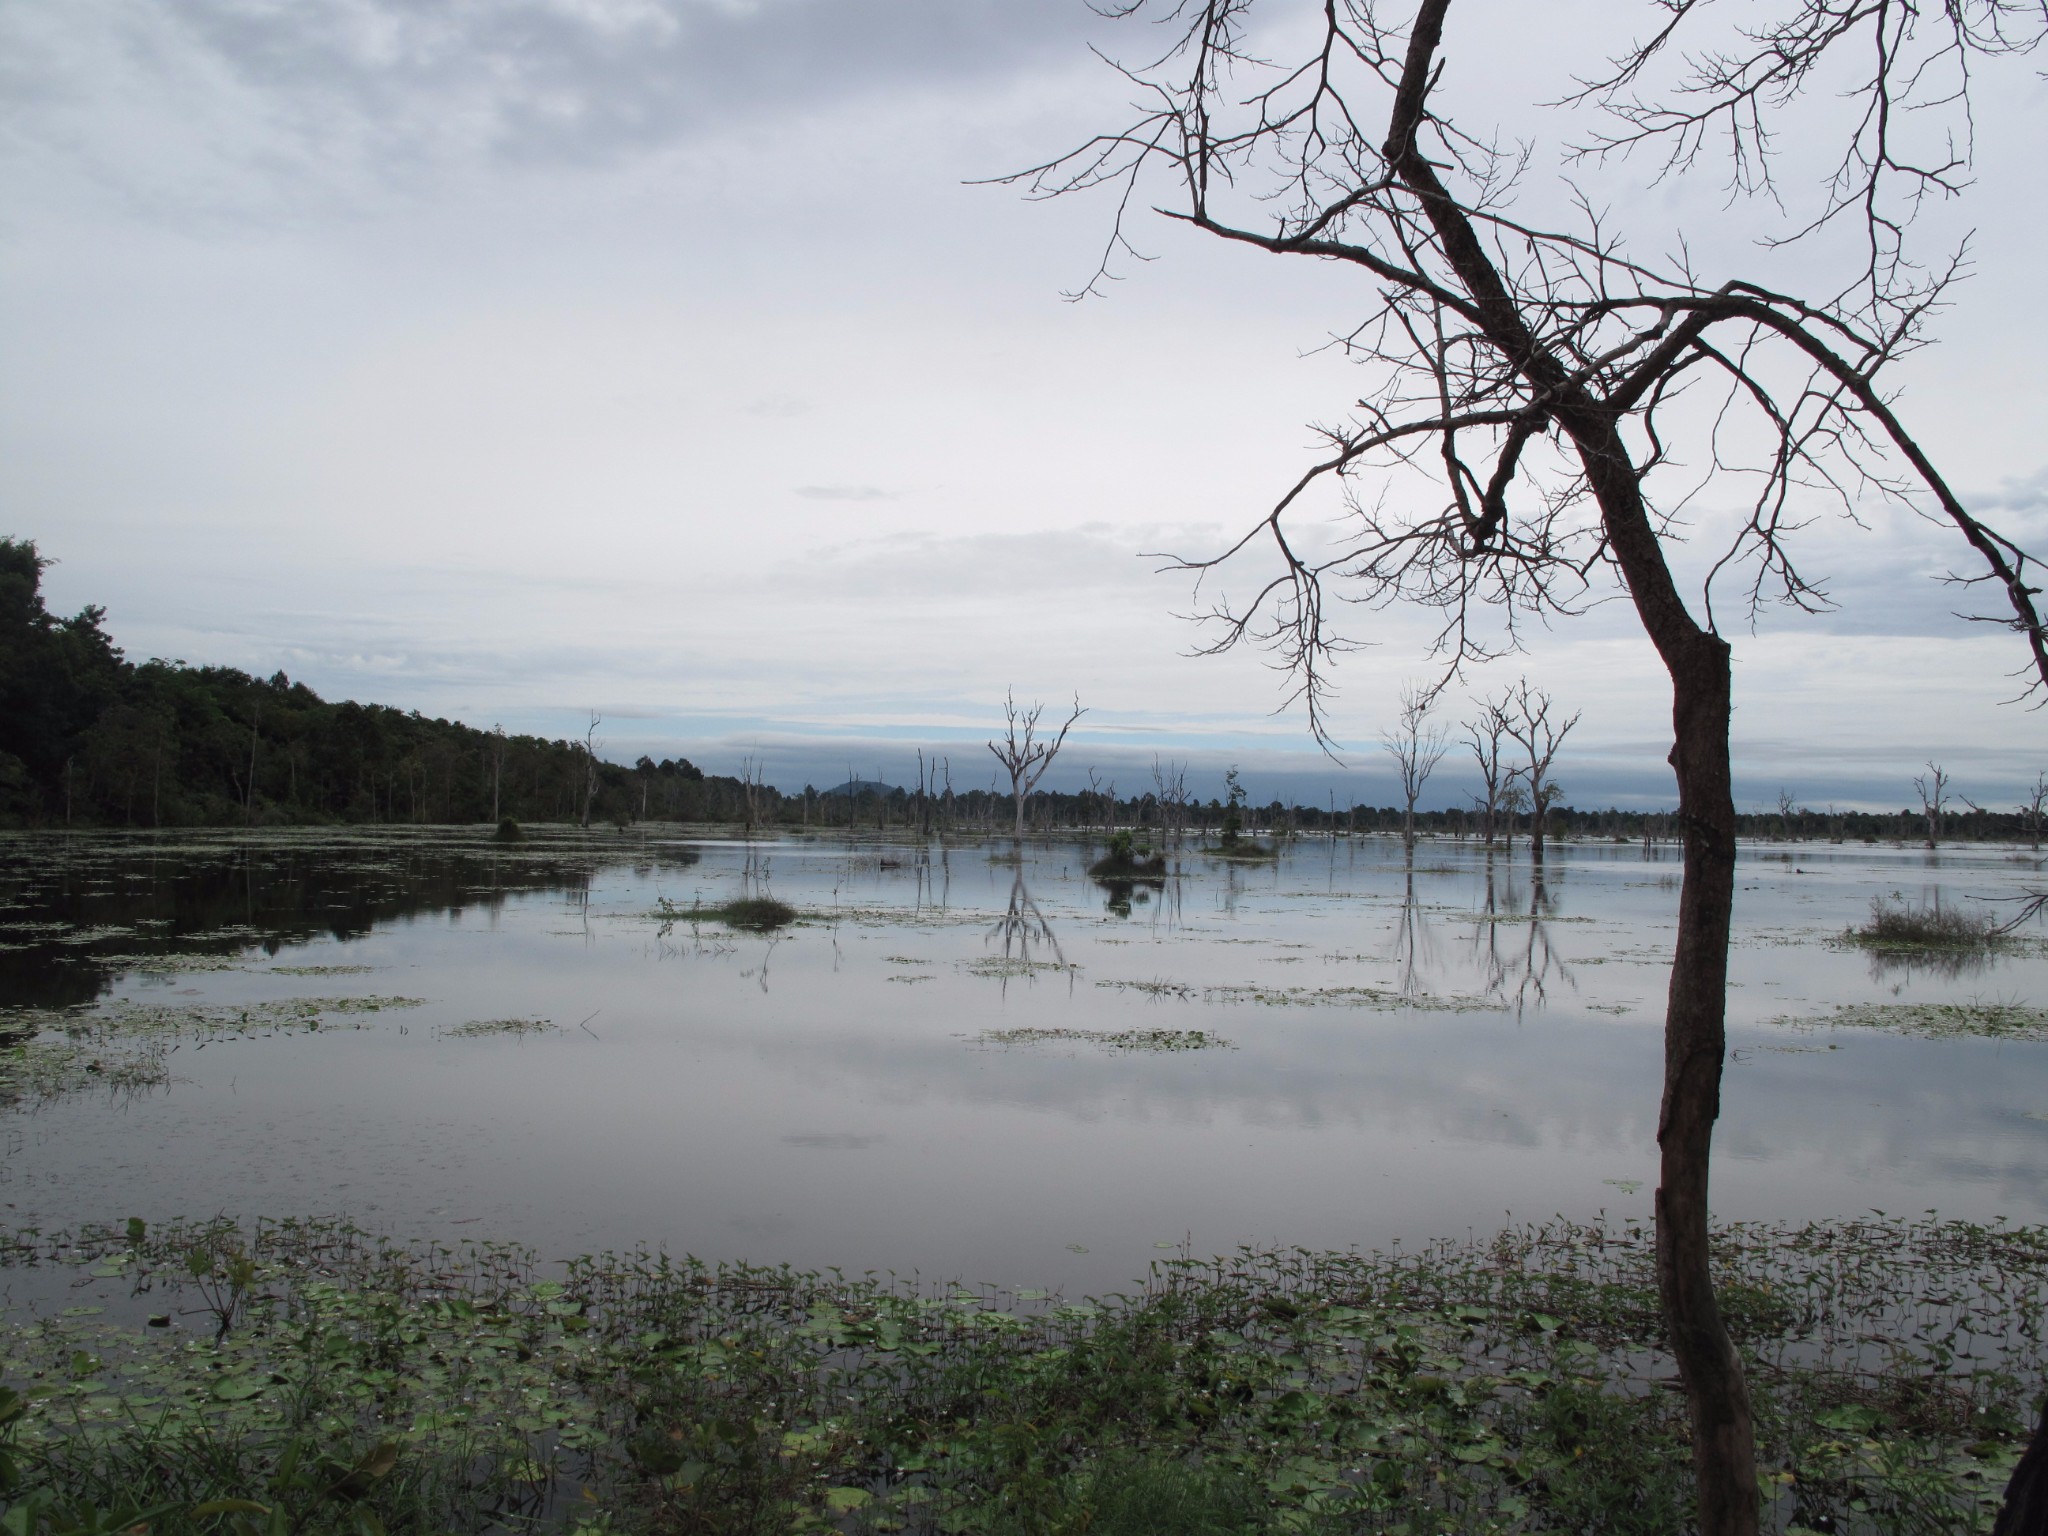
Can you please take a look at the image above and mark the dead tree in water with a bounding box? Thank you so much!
[1154,756,1192,849]
[579,713,603,829]
[1014,4,2048,1528]
[988,690,1084,840]
[2022,772,2047,853]
[1381,684,1448,856]
[1915,762,1951,849]
[1463,697,1512,847]
[1501,682,1579,868]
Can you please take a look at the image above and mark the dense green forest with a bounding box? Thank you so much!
[4,537,2039,841]
[0,538,725,828]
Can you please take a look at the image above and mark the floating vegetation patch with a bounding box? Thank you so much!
[885,973,933,984]
[1095,978,1197,999]
[442,1017,557,1039]
[977,1026,1233,1052]
[1204,841,1279,861]
[89,952,249,974]
[0,1035,171,1108]
[310,995,428,1015]
[1781,1001,2048,1042]
[654,895,798,931]
[0,996,428,1112]
[1206,983,1500,1013]
[50,925,137,946]
[264,963,377,976]
[0,1212,2042,1536]
[966,957,1076,978]
[1467,911,1594,926]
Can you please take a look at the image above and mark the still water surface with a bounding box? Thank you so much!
[3,828,2044,1294]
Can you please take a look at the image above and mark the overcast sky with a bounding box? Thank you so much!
[3,0,2044,813]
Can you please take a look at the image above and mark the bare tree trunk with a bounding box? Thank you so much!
[245,707,260,824]
[1579,417,1759,1536]
[1659,634,1756,1536]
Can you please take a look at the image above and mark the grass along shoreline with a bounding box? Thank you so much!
[3,1213,2043,1535]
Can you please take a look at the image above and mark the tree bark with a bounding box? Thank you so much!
[1573,414,1759,1536]
[1993,1398,2048,1536]
[1657,628,1757,1536]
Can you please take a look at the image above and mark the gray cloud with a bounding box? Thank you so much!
[4,0,1107,201]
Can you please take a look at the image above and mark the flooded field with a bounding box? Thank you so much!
[3,827,2044,1295]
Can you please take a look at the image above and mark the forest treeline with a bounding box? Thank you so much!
[0,538,730,828]
[3,537,2039,842]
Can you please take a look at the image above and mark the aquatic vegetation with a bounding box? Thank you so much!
[1,1212,2041,1534]
[443,1017,558,1039]
[0,1035,170,1108]
[1782,1001,2048,1042]
[977,1026,1232,1051]
[1095,978,1198,1000]
[1205,983,1500,1013]
[966,957,1076,978]
[1846,897,2001,953]
[0,996,427,1112]
[1088,832,1168,882]
[263,964,377,977]
[654,895,798,931]
[1203,841,1280,862]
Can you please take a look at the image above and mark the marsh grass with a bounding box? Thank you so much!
[1848,898,2000,953]
[654,896,798,932]
[2,1213,2043,1534]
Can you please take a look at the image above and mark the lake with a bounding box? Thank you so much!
[3,826,2044,1297]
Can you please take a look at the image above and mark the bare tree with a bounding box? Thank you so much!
[490,725,507,825]
[1016,5,2048,1528]
[1463,696,1512,847]
[987,689,1085,840]
[1153,755,1193,848]
[1498,777,1529,860]
[1500,681,1580,868]
[1914,761,1951,849]
[1381,683,1449,855]
[2021,772,2047,854]
[740,753,768,835]
[580,712,603,828]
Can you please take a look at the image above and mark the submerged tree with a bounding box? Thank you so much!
[1016,3,2048,1529]
[1382,683,1449,855]
[1914,760,1952,849]
[1500,681,1579,868]
[1463,695,1512,848]
[988,690,1085,840]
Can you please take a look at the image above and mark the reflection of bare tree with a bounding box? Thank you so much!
[740,933,780,994]
[1390,869,1440,997]
[1473,861,1575,1015]
[910,844,951,918]
[1863,945,1992,986]
[989,869,1065,971]
[1217,860,1248,918]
